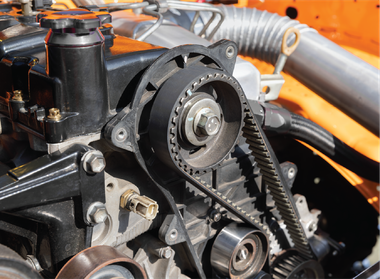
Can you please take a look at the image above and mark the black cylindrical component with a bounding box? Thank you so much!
[39,9,112,140]
[47,41,108,133]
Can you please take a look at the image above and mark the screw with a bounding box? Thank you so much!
[82,150,106,174]
[47,108,62,121]
[308,221,317,232]
[210,211,222,222]
[288,167,295,179]
[12,90,23,101]
[226,46,235,59]
[169,229,178,241]
[160,247,172,259]
[87,202,108,224]
[197,112,221,136]
[116,128,128,142]
[236,247,248,261]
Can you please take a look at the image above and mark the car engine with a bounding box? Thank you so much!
[0,0,378,278]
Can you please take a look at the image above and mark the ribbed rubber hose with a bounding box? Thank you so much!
[210,5,316,65]
[288,113,379,183]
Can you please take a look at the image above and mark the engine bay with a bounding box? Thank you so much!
[0,1,378,278]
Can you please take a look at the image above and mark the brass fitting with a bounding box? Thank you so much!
[12,90,23,101]
[120,189,158,221]
[47,108,62,121]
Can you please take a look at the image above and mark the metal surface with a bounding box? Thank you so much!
[149,66,243,173]
[56,245,147,279]
[120,189,159,221]
[134,4,163,41]
[82,150,106,174]
[192,5,379,135]
[182,96,221,146]
[86,201,109,224]
[293,194,320,239]
[211,224,268,278]
[0,244,42,279]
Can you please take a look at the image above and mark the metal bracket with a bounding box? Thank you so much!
[261,74,285,101]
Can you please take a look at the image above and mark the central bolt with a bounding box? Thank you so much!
[236,247,249,261]
[195,111,221,136]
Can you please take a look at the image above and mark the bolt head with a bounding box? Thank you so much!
[93,207,108,223]
[212,212,222,222]
[87,202,108,224]
[83,150,106,174]
[197,112,221,136]
[236,247,249,261]
[162,248,172,259]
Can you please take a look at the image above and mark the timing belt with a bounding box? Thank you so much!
[174,109,314,259]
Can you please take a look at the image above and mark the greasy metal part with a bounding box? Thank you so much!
[47,108,61,121]
[210,224,268,279]
[293,194,320,239]
[120,189,159,221]
[82,150,106,174]
[86,202,108,224]
[56,245,147,279]
[271,249,324,279]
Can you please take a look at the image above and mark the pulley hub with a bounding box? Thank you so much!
[210,224,269,279]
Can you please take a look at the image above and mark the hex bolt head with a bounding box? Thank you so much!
[87,202,108,224]
[82,150,106,174]
[161,247,173,259]
[196,112,221,136]
[236,247,249,261]
[288,167,296,179]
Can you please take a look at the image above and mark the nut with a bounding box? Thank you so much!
[82,150,106,174]
[12,90,23,101]
[196,111,221,136]
[47,108,62,121]
[87,202,108,224]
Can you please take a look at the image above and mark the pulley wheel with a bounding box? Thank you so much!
[149,66,243,174]
[0,244,42,279]
[56,245,146,279]
[210,223,269,279]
